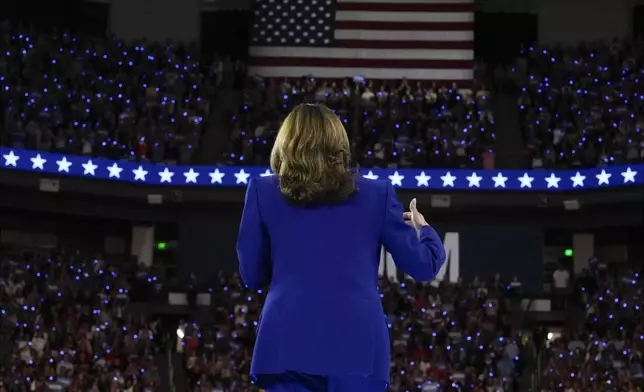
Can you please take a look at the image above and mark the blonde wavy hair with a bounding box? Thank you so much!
[270,103,357,206]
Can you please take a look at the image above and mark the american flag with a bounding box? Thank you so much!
[248,0,474,82]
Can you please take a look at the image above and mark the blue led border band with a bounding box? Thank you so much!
[1,148,642,191]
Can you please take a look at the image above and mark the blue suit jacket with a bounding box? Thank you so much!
[237,176,446,385]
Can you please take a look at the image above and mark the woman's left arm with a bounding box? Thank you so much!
[237,178,271,288]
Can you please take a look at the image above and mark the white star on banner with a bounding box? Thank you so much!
[235,169,250,184]
[545,173,561,189]
[415,172,430,187]
[3,151,20,167]
[363,170,379,180]
[31,154,47,170]
[209,169,225,184]
[56,157,72,173]
[466,172,482,188]
[133,166,148,181]
[107,163,123,178]
[259,169,273,177]
[570,172,586,188]
[158,168,175,183]
[440,172,456,187]
[491,172,508,188]
[596,169,611,185]
[184,168,200,183]
[621,167,637,183]
[82,160,98,176]
[388,171,404,186]
[518,173,534,188]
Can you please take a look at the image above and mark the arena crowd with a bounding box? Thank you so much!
[3,241,643,392]
[0,247,165,392]
[180,273,528,392]
[4,24,644,171]
[221,77,495,169]
[0,22,496,170]
[177,264,644,392]
[0,21,212,164]
[513,39,644,169]
[538,264,644,392]
[1,17,644,392]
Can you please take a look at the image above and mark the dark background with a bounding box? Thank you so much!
[0,1,541,67]
[1,182,641,294]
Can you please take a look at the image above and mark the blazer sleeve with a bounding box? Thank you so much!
[380,182,446,282]
[237,178,271,288]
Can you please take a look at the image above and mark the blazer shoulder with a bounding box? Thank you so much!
[250,175,279,192]
[354,177,390,209]
[356,177,390,193]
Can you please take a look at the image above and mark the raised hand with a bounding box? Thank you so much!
[402,198,428,230]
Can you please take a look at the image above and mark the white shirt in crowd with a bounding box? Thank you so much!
[82,139,92,155]
[254,124,268,138]
[361,89,375,102]
[553,268,570,289]
[234,304,248,326]
[32,334,47,355]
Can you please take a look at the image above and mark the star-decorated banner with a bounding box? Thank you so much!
[1,148,642,191]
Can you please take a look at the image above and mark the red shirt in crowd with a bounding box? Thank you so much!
[186,336,199,356]
[137,141,147,158]
[428,366,452,381]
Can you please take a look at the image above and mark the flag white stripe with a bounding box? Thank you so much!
[337,0,473,3]
[335,11,474,23]
[248,66,473,80]
[335,29,473,41]
[249,46,473,60]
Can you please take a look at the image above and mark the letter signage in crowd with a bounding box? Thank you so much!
[379,232,459,284]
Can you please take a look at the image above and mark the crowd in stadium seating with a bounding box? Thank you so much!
[0,248,164,392]
[378,275,524,392]
[514,39,644,169]
[222,77,496,169]
[539,264,644,392]
[2,242,643,392]
[177,263,644,392]
[0,22,496,170]
[181,273,527,392]
[0,21,213,164]
[181,274,257,392]
[5,22,644,172]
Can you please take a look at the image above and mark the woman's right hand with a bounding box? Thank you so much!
[402,198,428,230]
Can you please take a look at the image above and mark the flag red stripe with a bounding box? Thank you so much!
[335,21,473,31]
[334,39,474,50]
[306,78,474,87]
[336,2,474,13]
[249,57,473,69]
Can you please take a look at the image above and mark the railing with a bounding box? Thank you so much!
[531,349,544,391]
[168,343,176,392]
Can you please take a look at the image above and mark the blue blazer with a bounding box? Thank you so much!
[237,176,446,385]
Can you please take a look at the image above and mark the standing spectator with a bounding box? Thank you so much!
[553,263,570,309]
